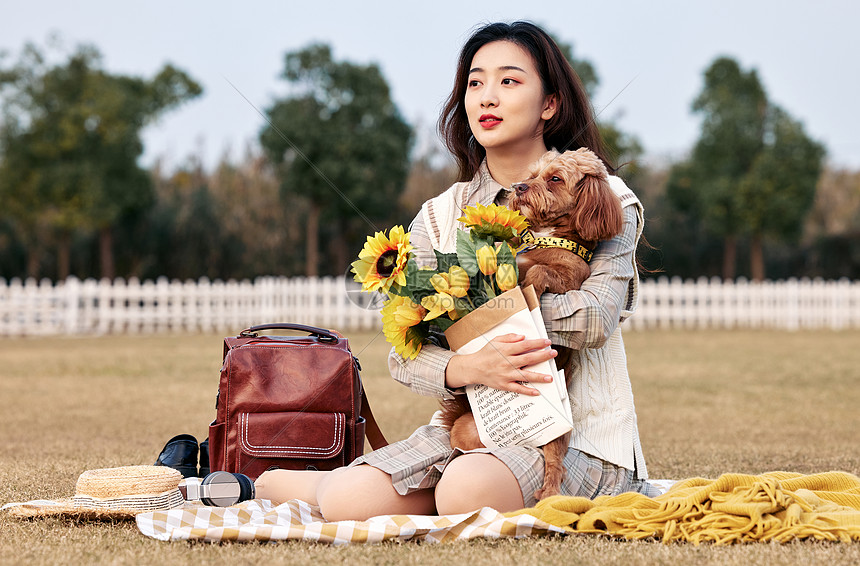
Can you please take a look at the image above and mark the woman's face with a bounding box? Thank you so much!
[464,40,557,156]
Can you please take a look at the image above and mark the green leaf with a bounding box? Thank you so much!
[387,283,408,298]
[432,317,456,332]
[433,250,459,272]
[456,231,479,276]
[495,242,518,278]
[483,278,497,299]
[404,325,429,351]
[453,296,472,314]
[412,272,437,296]
[405,257,437,296]
[472,233,494,249]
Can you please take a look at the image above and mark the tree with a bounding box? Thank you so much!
[0,40,202,279]
[806,166,860,239]
[685,57,767,279]
[260,44,413,276]
[737,107,825,280]
[666,56,823,280]
[549,31,644,179]
[399,145,457,215]
[550,34,598,99]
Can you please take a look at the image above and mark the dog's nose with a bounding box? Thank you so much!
[513,183,529,194]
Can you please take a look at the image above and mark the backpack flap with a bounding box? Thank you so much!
[234,411,348,477]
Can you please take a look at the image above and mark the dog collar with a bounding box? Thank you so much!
[516,230,594,263]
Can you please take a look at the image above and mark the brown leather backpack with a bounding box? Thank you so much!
[208,323,387,480]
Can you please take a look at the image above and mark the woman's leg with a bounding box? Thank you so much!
[434,453,524,515]
[255,469,327,505]
[316,464,436,521]
[255,465,437,521]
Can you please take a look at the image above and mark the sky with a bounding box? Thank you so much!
[2,0,858,172]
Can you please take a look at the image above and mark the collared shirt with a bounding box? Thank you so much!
[388,161,642,400]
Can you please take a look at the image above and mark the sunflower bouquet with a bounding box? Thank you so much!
[351,204,529,360]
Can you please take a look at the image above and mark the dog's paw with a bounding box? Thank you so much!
[534,485,561,501]
[521,264,553,293]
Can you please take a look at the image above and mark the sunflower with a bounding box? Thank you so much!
[381,295,426,359]
[351,225,412,294]
[457,203,529,241]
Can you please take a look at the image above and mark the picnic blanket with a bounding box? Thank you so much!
[133,472,860,545]
[135,499,568,543]
[507,471,860,544]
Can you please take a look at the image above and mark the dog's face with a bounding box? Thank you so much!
[509,148,623,243]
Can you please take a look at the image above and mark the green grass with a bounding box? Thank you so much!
[1,329,859,565]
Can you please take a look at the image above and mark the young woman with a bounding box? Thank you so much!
[255,21,660,521]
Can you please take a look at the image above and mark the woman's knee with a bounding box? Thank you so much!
[255,468,324,505]
[317,465,435,522]
[435,454,524,515]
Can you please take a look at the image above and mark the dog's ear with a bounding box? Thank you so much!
[569,174,623,242]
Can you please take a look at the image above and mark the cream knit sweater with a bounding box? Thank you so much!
[421,174,647,477]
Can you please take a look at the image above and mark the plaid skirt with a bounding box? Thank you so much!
[349,424,660,508]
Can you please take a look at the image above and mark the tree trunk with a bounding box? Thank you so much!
[25,223,48,279]
[57,230,71,280]
[722,234,737,281]
[26,246,42,279]
[331,225,349,278]
[305,202,320,277]
[750,232,765,282]
[99,226,115,280]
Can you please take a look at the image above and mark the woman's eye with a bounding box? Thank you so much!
[468,79,481,87]
[501,78,518,85]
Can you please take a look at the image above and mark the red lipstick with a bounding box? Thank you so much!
[479,114,502,129]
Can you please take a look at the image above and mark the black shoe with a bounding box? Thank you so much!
[199,471,255,507]
[198,438,210,478]
[154,434,199,478]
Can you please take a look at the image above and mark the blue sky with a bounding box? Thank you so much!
[3,0,858,171]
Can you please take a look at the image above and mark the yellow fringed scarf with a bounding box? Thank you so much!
[506,471,860,544]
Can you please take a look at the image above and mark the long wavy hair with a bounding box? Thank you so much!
[439,21,614,181]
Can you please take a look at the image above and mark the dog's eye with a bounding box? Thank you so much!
[550,176,562,183]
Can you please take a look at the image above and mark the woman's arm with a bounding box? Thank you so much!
[389,335,555,399]
[389,342,459,399]
[387,208,459,399]
[538,204,641,350]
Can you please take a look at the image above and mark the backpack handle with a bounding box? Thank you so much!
[239,323,339,343]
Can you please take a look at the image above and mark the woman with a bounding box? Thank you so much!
[255,21,659,520]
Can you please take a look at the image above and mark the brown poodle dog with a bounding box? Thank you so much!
[439,148,624,501]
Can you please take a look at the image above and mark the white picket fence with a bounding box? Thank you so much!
[1,275,858,336]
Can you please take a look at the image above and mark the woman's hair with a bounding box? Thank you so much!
[439,21,614,181]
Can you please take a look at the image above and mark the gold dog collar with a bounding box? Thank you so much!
[517,230,594,263]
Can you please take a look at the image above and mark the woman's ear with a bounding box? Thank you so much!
[541,94,558,121]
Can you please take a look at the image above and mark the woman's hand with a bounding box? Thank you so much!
[445,333,557,395]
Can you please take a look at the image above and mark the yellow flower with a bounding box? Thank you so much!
[421,292,458,321]
[458,203,529,240]
[495,263,518,292]
[381,295,425,359]
[430,265,470,298]
[476,245,497,275]
[351,225,412,294]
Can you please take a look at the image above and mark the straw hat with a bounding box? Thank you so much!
[3,465,186,520]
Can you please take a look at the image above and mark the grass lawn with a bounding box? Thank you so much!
[1,328,858,565]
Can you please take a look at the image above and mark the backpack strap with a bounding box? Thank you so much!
[360,390,389,450]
